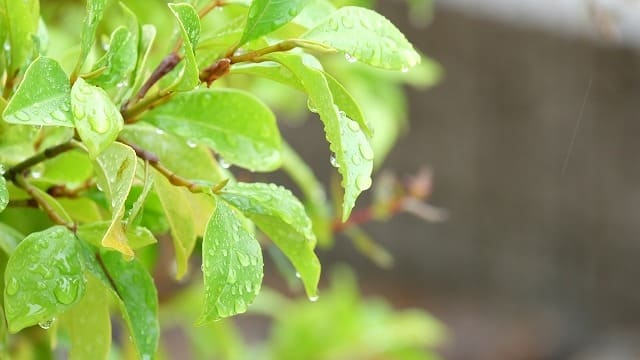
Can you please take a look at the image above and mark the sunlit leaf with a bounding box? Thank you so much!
[220,182,320,298]
[71,78,124,158]
[302,6,421,71]
[0,0,39,75]
[77,222,157,250]
[87,26,137,90]
[198,200,263,324]
[142,89,282,172]
[4,226,85,333]
[3,57,73,127]
[154,174,196,279]
[93,142,137,258]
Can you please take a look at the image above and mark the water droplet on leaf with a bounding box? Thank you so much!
[347,120,360,132]
[359,143,374,161]
[219,158,231,169]
[344,53,357,63]
[356,175,372,191]
[186,139,197,148]
[54,279,79,305]
[330,155,339,168]
[51,110,66,122]
[308,295,319,302]
[38,318,55,330]
[6,277,18,296]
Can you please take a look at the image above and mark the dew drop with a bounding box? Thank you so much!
[351,154,362,165]
[344,53,357,63]
[329,154,339,168]
[155,128,164,135]
[295,271,301,279]
[3,41,10,52]
[237,253,250,267]
[54,279,80,305]
[31,169,42,179]
[116,81,127,89]
[356,175,372,191]
[308,295,319,302]
[401,66,409,73]
[51,110,66,122]
[341,16,354,29]
[219,158,231,169]
[359,143,374,161]
[234,298,247,314]
[14,111,30,122]
[38,318,55,330]
[72,105,85,119]
[89,114,109,134]
[347,120,360,132]
[6,277,18,296]
[186,139,197,148]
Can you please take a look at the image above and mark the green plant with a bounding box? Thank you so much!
[0,0,442,358]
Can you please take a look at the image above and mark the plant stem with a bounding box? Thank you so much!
[3,141,77,183]
[14,175,75,231]
[229,41,296,64]
[118,137,228,194]
[123,91,174,123]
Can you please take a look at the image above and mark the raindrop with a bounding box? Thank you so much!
[219,157,231,169]
[356,175,372,191]
[295,272,301,279]
[6,277,18,296]
[155,128,165,135]
[186,139,197,148]
[245,282,252,293]
[329,18,339,31]
[72,105,85,119]
[234,298,247,314]
[61,103,70,112]
[359,143,374,161]
[54,279,79,305]
[227,268,237,283]
[341,16,354,29]
[308,295,319,302]
[401,66,409,73]
[351,154,361,165]
[307,98,318,113]
[14,111,30,122]
[39,318,55,330]
[3,41,10,52]
[96,183,103,192]
[88,114,109,134]
[344,53,357,63]
[347,120,360,132]
[51,110,66,122]
[330,154,339,168]
[116,81,127,88]
[221,249,228,257]
[237,253,250,267]
[31,169,42,179]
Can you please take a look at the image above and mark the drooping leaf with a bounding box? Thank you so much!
[198,200,263,324]
[168,3,200,91]
[87,26,138,90]
[0,0,39,76]
[142,89,282,172]
[4,226,85,333]
[100,250,159,360]
[28,186,73,225]
[39,150,93,188]
[75,0,108,74]
[220,182,320,298]
[93,142,137,258]
[71,78,124,158]
[131,24,157,95]
[239,0,311,46]
[0,176,7,213]
[125,162,155,227]
[77,222,157,250]
[323,72,371,137]
[154,174,196,279]
[265,53,373,220]
[302,6,421,71]
[66,275,111,360]
[3,57,73,127]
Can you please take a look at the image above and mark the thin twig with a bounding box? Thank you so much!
[4,141,77,183]
[14,175,75,231]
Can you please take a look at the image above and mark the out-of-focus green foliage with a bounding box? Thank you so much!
[0,0,442,358]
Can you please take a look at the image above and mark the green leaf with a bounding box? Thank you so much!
[121,123,223,182]
[239,0,311,46]
[100,250,159,360]
[125,162,154,227]
[93,142,137,258]
[324,72,371,137]
[220,182,320,298]
[302,6,421,71]
[75,0,108,74]
[77,222,157,250]
[29,186,73,224]
[198,200,263,324]
[0,176,7,213]
[168,3,200,91]
[71,77,124,158]
[4,226,86,333]
[265,53,373,220]
[142,89,282,172]
[0,0,39,75]
[131,24,157,95]
[66,275,111,360]
[2,57,73,127]
[87,26,138,90]
[154,174,196,279]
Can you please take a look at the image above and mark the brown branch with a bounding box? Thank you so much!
[122,53,181,113]
[4,141,76,183]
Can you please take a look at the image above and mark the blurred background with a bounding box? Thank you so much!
[286,0,640,359]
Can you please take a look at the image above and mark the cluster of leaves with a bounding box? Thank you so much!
[0,0,439,358]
